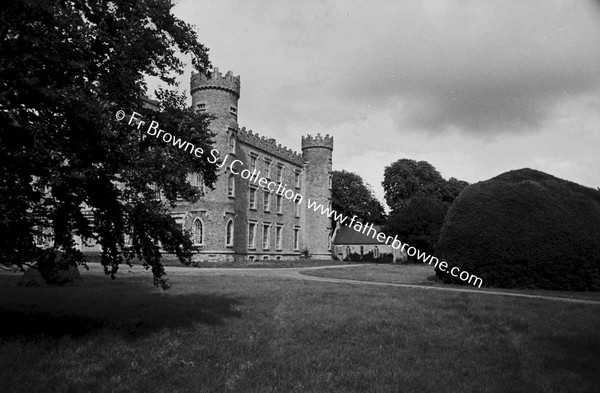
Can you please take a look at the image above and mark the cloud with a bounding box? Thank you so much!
[329,0,600,134]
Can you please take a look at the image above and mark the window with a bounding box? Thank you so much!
[263,191,271,212]
[294,196,301,217]
[250,154,258,171]
[228,175,235,197]
[262,223,271,250]
[328,233,332,250]
[373,246,379,258]
[249,187,257,209]
[248,222,256,249]
[248,255,255,262]
[192,219,203,245]
[294,171,301,188]
[230,106,237,116]
[263,255,269,261]
[293,227,300,250]
[264,158,272,179]
[276,164,283,183]
[173,215,185,232]
[328,174,332,190]
[228,134,236,154]
[276,256,281,261]
[196,103,206,112]
[276,225,283,250]
[276,195,282,214]
[190,173,204,195]
[226,220,234,247]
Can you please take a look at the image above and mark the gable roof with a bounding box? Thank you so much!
[332,224,386,245]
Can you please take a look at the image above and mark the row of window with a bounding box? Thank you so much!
[188,218,300,252]
[190,218,234,247]
[248,154,301,187]
[247,221,300,251]
[248,187,301,216]
[195,103,237,117]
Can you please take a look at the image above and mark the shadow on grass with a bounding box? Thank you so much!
[0,276,243,341]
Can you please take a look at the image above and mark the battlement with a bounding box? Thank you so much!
[301,133,334,150]
[237,127,303,165]
[191,67,241,98]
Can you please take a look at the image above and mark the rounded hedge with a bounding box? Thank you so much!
[435,168,600,290]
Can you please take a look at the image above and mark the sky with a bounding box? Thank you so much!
[157,0,600,208]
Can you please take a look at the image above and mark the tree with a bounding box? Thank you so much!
[436,168,600,290]
[382,159,446,213]
[331,170,386,226]
[382,159,469,258]
[0,0,218,288]
[384,197,448,258]
[441,177,469,204]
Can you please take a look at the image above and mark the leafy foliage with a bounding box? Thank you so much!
[0,0,217,288]
[385,197,448,259]
[331,170,386,226]
[435,168,600,290]
[381,159,468,257]
[382,159,446,212]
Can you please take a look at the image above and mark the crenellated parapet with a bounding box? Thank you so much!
[301,133,334,150]
[191,67,241,98]
[237,127,303,165]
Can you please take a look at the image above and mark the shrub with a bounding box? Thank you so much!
[435,168,600,290]
[344,251,394,263]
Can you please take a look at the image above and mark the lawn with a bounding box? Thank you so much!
[302,264,600,302]
[0,269,598,392]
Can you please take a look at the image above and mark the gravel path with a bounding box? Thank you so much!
[82,263,600,306]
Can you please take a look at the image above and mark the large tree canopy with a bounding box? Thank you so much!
[382,159,468,259]
[331,170,386,226]
[382,159,446,212]
[382,159,468,214]
[384,196,448,258]
[0,0,218,288]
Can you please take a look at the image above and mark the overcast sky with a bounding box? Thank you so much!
[161,0,600,207]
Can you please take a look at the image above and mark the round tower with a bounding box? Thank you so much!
[190,67,240,132]
[301,133,334,259]
[186,68,241,262]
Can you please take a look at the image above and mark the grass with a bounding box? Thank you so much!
[81,252,361,269]
[301,263,600,302]
[0,269,599,392]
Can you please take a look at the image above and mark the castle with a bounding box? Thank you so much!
[168,68,334,262]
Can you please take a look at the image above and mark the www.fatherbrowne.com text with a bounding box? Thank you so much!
[116,109,483,288]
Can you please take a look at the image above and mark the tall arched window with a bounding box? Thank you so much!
[193,218,204,245]
[228,175,235,197]
[373,246,379,258]
[229,134,236,154]
[226,219,234,246]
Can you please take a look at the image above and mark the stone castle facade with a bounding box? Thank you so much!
[168,68,333,262]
